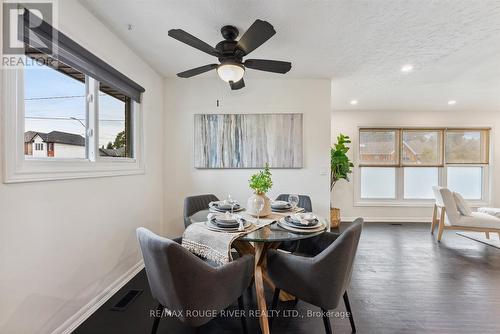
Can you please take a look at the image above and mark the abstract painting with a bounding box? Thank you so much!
[194,114,303,168]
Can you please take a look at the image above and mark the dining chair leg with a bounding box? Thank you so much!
[237,295,248,334]
[269,288,280,329]
[151,303,163,334]
[321,308,333,334]
[343,291,356,333]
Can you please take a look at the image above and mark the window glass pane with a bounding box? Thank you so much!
[359,130,399,165]
[445,130,489,164]
[24,55,86,159]
[402,130,442,166]
[447,167,482,200]
[98,83,131,158]
[404,167,438,199]
[360,167,396,199]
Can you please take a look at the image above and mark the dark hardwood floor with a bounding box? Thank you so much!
[74,223,500,334]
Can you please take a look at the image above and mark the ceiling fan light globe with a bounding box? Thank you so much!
[217,63,245,83]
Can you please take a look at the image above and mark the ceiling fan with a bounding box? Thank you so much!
[168,19,292,90]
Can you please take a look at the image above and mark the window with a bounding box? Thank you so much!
[404,167,438,199]
[98,83,132,158]
[24,55,86,159]
[402,130,442,166]
[3,9,145,183]
[357,128,490,204]
[360,167,396,199]
[447,167,483,200]
[445,130,489,164]
[359,129,399,166]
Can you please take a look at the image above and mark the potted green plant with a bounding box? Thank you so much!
[330,134,354,228]
[247,163,273,217]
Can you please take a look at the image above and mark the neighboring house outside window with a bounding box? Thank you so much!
[24,131,85,159]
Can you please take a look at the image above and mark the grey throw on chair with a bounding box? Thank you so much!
[183,194,219,228]
[267,218,364,334]
[136,228,254,333]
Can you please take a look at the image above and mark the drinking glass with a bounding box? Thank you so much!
[227,194,236,214]
[253,197,265,224]
[288,194,300,211]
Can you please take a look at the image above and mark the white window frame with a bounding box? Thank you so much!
[354,126,491,207]
[2,63,144,183]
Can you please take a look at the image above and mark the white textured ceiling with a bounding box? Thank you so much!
[81,0,500,111]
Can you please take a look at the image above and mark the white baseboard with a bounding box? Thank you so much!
[342,216,431,223]
[52,260,144,334]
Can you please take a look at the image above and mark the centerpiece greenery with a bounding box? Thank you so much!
[249,163,273,194]
[330,134,354,228]
[247,163,273,216]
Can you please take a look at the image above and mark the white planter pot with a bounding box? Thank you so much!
[246,193,272,217]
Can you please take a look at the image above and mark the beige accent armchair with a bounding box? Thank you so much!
[431,186,500,241]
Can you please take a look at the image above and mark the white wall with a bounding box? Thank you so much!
[0,1,164,333]
[164,78,331,237]
[54,143,85,158]
[331,109,497,222]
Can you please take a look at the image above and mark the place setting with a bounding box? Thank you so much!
[209,194,245,213]
[277,212,326,234]
[205,211,253,233]
[271,194,305,214]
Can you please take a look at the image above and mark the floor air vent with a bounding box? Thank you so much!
[390,223,403,226]
[110,289,143,311]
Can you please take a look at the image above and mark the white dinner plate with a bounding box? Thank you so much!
[278,219,326,233]
[204,220,252,233]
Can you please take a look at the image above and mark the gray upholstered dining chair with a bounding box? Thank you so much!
[267,218,363,334]
[276,194,313,212]
[136,228,254,333]
[183,194,219,228]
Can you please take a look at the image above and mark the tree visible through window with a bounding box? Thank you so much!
[98,83,132,158]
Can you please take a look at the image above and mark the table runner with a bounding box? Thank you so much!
[181,213,282,265]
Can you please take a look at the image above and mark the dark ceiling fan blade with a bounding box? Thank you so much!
[230,78,245,90]
[244,59,291,74]
[168,29,220,57]
[177,64,218,78]
[236,19,276,56]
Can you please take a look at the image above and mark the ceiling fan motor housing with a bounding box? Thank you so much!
[220,25,239,41]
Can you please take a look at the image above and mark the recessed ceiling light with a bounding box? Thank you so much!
[448,100,457,105]
[401,64,414,73]
[350,100,358,105]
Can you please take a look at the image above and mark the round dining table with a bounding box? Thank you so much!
[189,209,331,334]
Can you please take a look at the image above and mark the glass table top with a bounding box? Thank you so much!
[189,209,330,243]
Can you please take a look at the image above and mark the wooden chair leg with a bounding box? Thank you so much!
[437,208,446,242]
[151,303,163,334]
[238,295,248,334]
[430,204,438,234]
[321,308,333,334]
[343,291,356,333]
[269,288,280,330]
[485,232,490,239]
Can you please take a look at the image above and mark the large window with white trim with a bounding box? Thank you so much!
[358,128,490,204]
[3,9,144,183]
